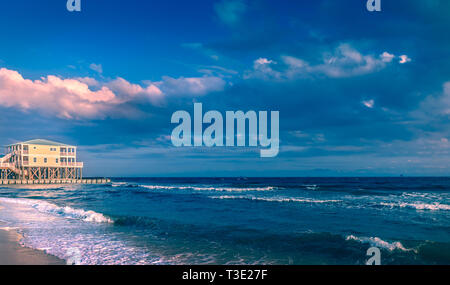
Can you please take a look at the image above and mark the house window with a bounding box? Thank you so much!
[33,157,37,163]
[44,158,47,163]
[56,158,58,163]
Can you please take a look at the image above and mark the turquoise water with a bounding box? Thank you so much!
[0,177,449,264]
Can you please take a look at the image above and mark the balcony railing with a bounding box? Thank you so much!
[60,152,76,156]
[0,162,12,168]
[60,162,83,167]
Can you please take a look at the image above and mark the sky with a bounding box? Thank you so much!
[0,0,449,177]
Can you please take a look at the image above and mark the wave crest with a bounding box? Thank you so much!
[0,198,113,223]
[379,202,450,211]
[211,195,341,204]
[139,185,275,192]
[346,235,417,252]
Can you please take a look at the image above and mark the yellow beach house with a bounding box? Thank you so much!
[0,139,83,180]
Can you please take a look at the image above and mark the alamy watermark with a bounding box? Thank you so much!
[67,1,380,13]
[171,103,279,158]
[366,247,381,265]
[66,1,380,13]
[367,0,381,12]
[67,0,81,12]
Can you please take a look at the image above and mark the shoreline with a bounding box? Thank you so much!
[0,222,65,265]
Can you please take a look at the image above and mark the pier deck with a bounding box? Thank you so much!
[0,178,111,185]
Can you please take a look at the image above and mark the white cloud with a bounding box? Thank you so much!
[399,55,412,64]
[316,44,386,78]
[362,99,375,108]
[380,52,395,63]
[246,44,393,81]
[438,82,450,114]
[244,58,281,80]
[155,76,226,96]
[89,63,103,74]
[282,56,307,68]
[254,58,274,65]
[415,81,450,118]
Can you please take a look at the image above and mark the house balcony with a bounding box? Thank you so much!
[0,162,13,168]
[60,162,83,168]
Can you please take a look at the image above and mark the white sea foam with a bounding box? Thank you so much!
[379,202,450,211]
[0,226,19,232]
[304,184,319,190]
[345,235,417,253]
[21,230,170,265]
[0,198,113,223]
[111,182,128,187]
[211,195,341,204]
[140,185,275,192]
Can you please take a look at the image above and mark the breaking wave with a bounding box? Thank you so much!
[345,235,417,252]
[139,185,276,192]
[379,202,450,211]
[0,197,113,223]
[111,182,128,187]
[111,182,276,192]
[211,195,341,204]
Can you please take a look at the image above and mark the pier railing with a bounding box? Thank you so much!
[0,178,111,185]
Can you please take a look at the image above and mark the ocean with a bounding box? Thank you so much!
[0,177,449,265]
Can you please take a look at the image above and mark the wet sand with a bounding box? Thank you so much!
[0,225,65,265]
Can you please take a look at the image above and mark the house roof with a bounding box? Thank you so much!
[9,139,74,147]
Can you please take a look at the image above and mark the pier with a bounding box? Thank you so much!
[0,178,111,185]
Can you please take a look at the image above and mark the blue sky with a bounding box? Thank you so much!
[0,0,449,176]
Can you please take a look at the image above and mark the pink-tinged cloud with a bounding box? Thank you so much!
[0,68,118,119]
[108,77,164,105]
[399,55,412,64]
[0,67,225,120]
